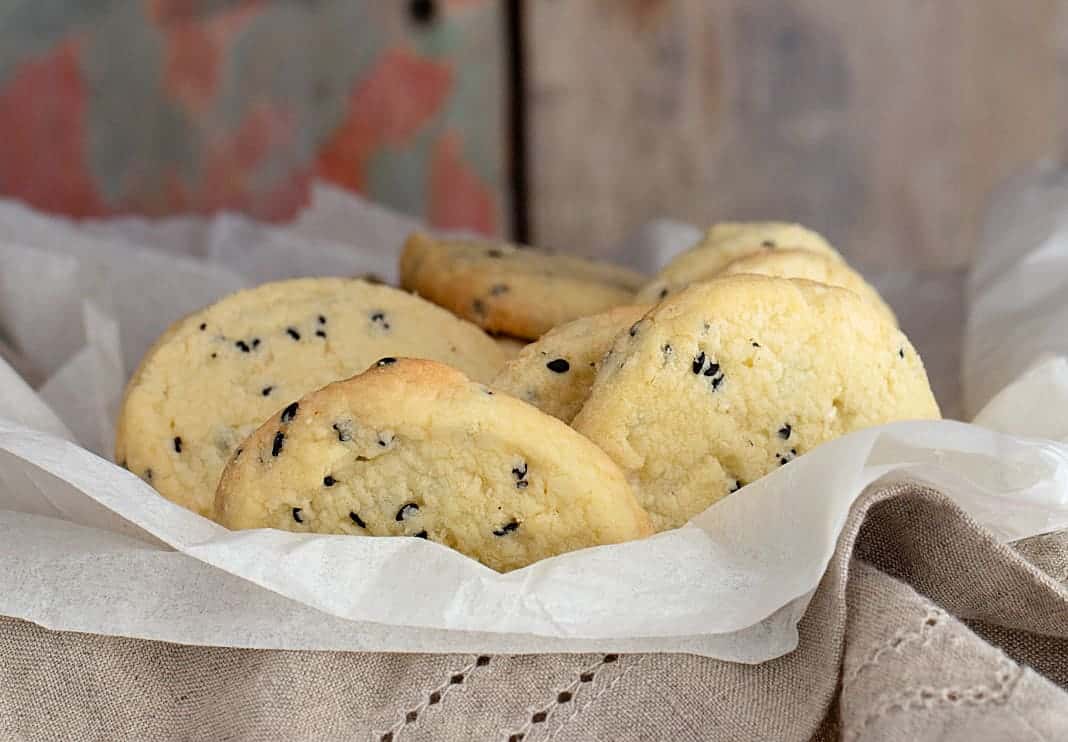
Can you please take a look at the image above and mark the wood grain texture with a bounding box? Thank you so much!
[525,0,1068,269]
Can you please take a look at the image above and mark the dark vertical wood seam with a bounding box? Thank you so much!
[505,0,529,243]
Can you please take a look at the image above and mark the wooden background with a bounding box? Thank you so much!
[525,0,1068,270]
[1,0,1066,270]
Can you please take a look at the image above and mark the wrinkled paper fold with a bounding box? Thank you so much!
[1,179,1068,661]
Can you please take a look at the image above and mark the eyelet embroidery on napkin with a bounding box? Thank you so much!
[375,655,491,741]
[845,656,1024,741]
[504,654,645,742]
[845,607,945,684]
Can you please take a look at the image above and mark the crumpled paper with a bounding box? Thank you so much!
[1,177,1067,661]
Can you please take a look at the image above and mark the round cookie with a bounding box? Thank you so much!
[493,335,528,360]
[572,275,940,531]
[492,305,652,423]
[719,248,897,326]
[116,278,507,519]
[214,358,654,572]
[400,232,646,340]
[635,222,839,303]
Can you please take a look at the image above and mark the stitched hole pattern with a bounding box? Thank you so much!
[846,657,1024,741]
[846,607,945,684]
[376,655,491,740]
[505,654,632,741]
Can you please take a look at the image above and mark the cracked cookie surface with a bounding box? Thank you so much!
[574,274,940,531]
[116,278,506,518]
[214,358,653,572]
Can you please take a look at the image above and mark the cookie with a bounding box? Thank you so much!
[718,248,897,326]
[214,358,654,572]
[635,222,839,303]
[492,305,652,423]
[116,278,507,518]
[493,335,528,360]
[400,232,646,340]
[572,275,940,531]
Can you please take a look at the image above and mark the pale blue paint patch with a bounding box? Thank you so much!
[0,0,119,82]
[81,2,199,205]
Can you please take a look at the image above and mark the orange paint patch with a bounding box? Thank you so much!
[157,4,262,115]
[316,49,452,192]
[0,39,107,217]
[429,132,496,235]
[152,103,309,221]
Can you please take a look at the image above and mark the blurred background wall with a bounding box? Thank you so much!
[1,0,1066,270]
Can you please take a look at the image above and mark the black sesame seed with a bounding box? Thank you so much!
[315,330,327,339]
[790,448,797,455]
[235,340,250,353]
[376,357,397,366]
[396,502,419,521]
[778,423,792,440]
[558,691,573,703]
[318,315,327,325]
[415,530,428,539]
[487,248,503,258]
[662,343,673,357]
[472,298,486,315]
[333,422,352,442]
[476,656,490,666]
[173,436,183,453]
[762,240,776,248]
[199,322,207,331]
[349,511,366,528]
[210,352,217,359]
[323,475,336,487]
[546,358,570,373]
[262,386,273,396]
[603,653,619,663]
[899,347,905,358]
[286,327,301,341]
[703,362,720,378]
[272,431,285,456]
[490,284,509,296]
[512,462,528,481]
[234,447,242,459]
[710,373,724,390]
[730,479,743,493]
[281,402,299,423]
[658,287,669,299]
[692,351,705,374]
[493,521,520,536]
[292,507,303,523]
[532,711,547,723]
[377,432,393,447]
[371,311,386,322]
[145,468,153,481]
[629,322,641,337]
[252,338,260,349]
[752,341,761,348]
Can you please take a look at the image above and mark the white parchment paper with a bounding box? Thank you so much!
[1,178,1068,661]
